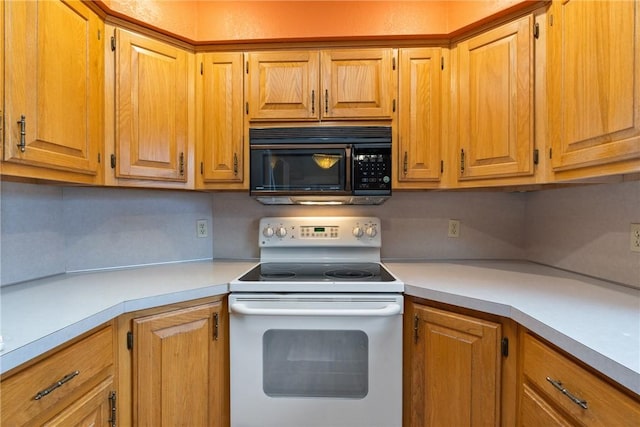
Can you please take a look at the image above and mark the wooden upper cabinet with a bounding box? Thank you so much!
[197,52,244,186]
[321,48,395,119]
[245,48,395,121]
[405,302,502,427]
[456,14,534,180]
[547,0,640,171]
[397,48,443,184]
[246,51,320,120]
[133,301,227,427]
[115,29,189,182]
[3,0,103,182]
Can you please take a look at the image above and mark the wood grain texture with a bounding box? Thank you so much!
[397,47,443,184]
[547,0,640,171]
[4,0,103,180]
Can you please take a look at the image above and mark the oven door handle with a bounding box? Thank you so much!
[229,302,402,317]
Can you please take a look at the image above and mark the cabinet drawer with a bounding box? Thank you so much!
[522,333,640,426]
[1,325,113,425]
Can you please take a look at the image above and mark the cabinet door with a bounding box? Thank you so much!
[548,0,640,170]
[199,52,244,184]
[457,15,534,180]
[398,48,442,183]
[4,0,103,179]
[406,303,502,427]
[519,383,573,427]
[43,378,115,427]
[115,29,189,181]
[246,51,319,120]
[321,48,395,119]
[133,301,227,427]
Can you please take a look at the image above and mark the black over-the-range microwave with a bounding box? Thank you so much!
[249,126,392,205]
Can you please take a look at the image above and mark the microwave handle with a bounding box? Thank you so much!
[345,145,352,191]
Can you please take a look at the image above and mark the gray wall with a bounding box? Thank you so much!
[210,191,527,261]
[525,180,640,288]
[1,179,638,288]
[1,183,213,285]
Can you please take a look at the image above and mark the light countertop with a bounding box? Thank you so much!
[0,260,255,374]
[1,259,638,396]
[386,260,640,395]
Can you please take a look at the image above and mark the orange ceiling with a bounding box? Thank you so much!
[101,0,533,42]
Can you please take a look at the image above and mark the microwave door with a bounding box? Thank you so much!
[253,145,348,193]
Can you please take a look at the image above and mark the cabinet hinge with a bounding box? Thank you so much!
[501,337,509,357]
[413,314,420,343]
[126,331,133,350]
[245,102,249,115]
[200,161,204,175]
[392,56,396,70]
[533,22,540,39]
[98,153,101,164]
[110,154,116,169]
[108,391,117,427]
[533,148,539,165]
[98,29,101,40]
[392,99,396,113]
[441,56,444,70]
[246,61,249,74]
[213,312,219,340]
[440,160,444,174]
[110,36,116,52]
[200,62,204,75]
[549,148,553,159]
[549,14,554,27]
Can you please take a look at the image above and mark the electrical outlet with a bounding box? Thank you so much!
[197,219,208,238]
[631,223,640,253]
[448,219,460,238]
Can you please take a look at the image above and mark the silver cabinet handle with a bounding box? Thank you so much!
[34,370,80,400]
[233,153,238,176]
[311,90,315,115]
[546,376,588,409]
[403,151,408,175]
[16,114,26,152]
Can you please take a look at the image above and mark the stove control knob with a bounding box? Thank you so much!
[365,226,378,238]
[262,226,275,238]
[352,226,364,238]
[275,226,288,238]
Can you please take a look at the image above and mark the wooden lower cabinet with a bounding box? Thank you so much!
[0,323,116,426]
[518,331,640,427]
[403,298,517,427]
[118,296,228,427]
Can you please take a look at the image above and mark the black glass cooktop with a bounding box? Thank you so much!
[238,262,396,282]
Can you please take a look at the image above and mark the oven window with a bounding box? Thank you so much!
[262,329,368,399]
[250,149,345,191]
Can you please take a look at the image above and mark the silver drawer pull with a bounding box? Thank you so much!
[546,376,588,409]
[34,370,80,400]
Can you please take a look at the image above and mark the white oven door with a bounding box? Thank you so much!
[229,293,403,427]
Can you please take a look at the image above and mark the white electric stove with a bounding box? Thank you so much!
[229,217,403,427]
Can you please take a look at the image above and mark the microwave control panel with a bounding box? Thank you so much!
[352,152,391,191]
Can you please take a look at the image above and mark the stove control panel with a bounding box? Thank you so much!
[259,217,382,247]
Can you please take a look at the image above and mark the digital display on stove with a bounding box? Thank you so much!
[300,225,338,238]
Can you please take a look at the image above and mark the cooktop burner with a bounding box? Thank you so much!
[238,262,396,282]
